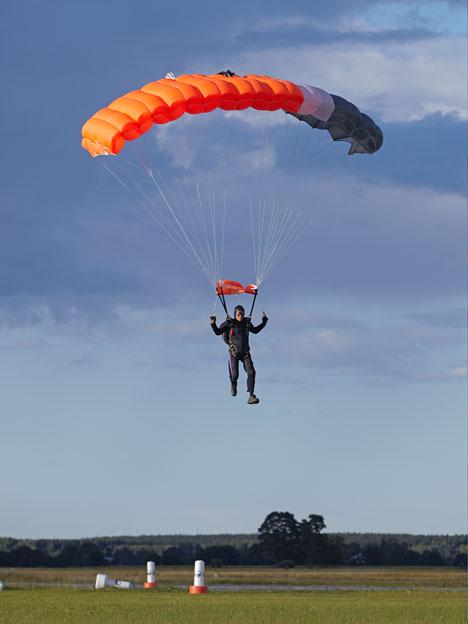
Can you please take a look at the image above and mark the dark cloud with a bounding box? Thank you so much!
[237,26,441,50]
[274,112,465,196]
[360,113,466,195]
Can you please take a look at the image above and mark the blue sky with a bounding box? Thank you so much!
[0,0,465,538]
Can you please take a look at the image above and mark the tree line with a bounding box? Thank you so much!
[0,511,465,568]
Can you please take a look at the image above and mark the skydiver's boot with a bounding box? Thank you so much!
[247,394,259,404]
[231,382,237,397]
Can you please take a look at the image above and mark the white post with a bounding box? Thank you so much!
[144,561,157,588]
[189,560,208,593]
[193,560,205,587]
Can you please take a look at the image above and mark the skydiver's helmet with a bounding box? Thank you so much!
[234,305,245,318]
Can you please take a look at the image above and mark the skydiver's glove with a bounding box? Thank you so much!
[262,313,268,323]
[210,315,216,324]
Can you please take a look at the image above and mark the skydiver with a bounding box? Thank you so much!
[210,304,268,404]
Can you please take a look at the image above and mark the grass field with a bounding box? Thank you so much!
[0,587,465,624]
[0,567,465,624]
[0,565,464,588]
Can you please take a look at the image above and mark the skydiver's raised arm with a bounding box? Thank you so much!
[248,313,268,334]
[210,315,229,336]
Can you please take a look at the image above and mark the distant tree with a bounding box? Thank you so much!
[8,545,47,567]
[51,544,78,567]
[162,547,187,565]
[299,515,327,564]
[1,528,455,569]
[133,548,162,566]
[323,535,345,565]
[380,539,420,566]
[113,547,135,565]
[95,539,109,552]
[419,549,443,566]
[241,543,272,565]
[49,540,63,554]
[203,545,240,566]
[178,542,196,557]
[307,515,326,534]
[452,552,467,568]
[362,543,382,565]
[35,540,49,553]
[74,541,106,566]
[258,512,300,563]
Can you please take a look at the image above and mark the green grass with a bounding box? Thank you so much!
[0,587,465,624]
[1,567,465,624]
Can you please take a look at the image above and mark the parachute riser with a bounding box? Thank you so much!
[217,288,228,317]
[249,290,258,318]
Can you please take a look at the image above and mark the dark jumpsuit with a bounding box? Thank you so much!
[211,317,267,394]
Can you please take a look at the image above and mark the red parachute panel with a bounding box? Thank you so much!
[216,280,257,295]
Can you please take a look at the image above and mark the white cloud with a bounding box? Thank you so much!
[256,307,465,384]
[232,34,466,121]
[0,336,49,351]
[450,366,467,378]
[113,304,208,337]
[414,365,467,382]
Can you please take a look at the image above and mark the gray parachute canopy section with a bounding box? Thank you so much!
[289,94,383,155]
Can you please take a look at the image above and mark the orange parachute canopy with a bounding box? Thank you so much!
[216,280,258,296]
[81,73,304,157]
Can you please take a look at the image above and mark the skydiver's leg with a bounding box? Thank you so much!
[228,353,239,383]
[243,353,256,395]
[228,352,239,396]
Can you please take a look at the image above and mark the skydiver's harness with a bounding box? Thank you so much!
[226,322,242,358]
[217,285,258,359]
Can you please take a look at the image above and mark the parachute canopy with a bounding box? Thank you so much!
[81,70,384,295]
[81,72,383,158]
